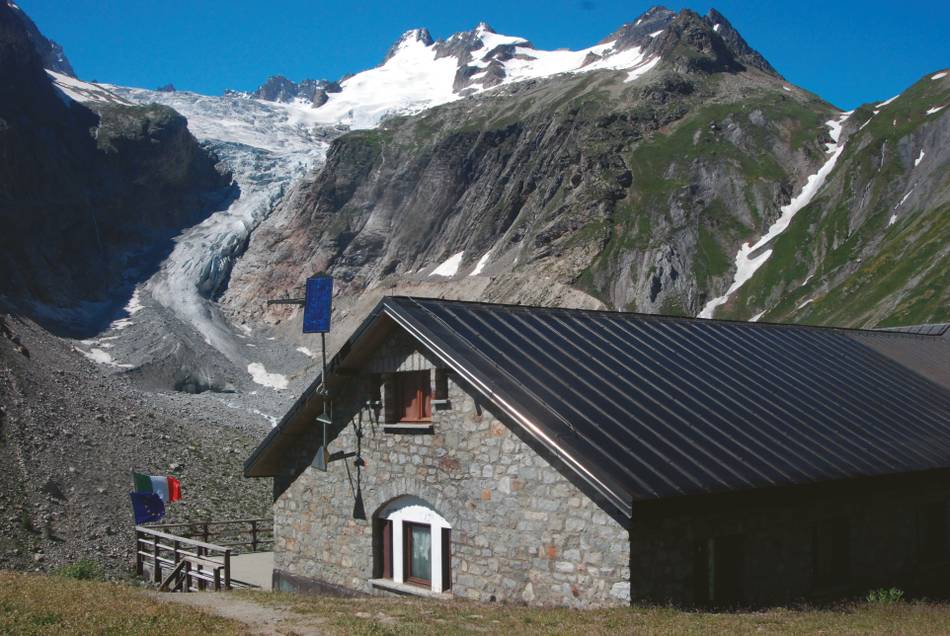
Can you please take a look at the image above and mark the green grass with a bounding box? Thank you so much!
[54,559,104,581]
[238,590,950,636]
[0,571,247,636]
[720,73,950,326]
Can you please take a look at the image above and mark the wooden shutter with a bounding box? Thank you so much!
[441,527,452,591]
[382,519,393,579]
[397,371,432,422]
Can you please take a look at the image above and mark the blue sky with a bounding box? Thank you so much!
[19,0,950,109]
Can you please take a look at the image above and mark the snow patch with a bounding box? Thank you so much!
[296,346,316,358]
[926,105,945,115]
[470,250,492,276]
[46,71,131,105]
[430,251,465,277]
[915,149,926,167]
[76,347,132,368]
[888,213,898,227]
[713,23,721,32]
[894,188,914,209]
[110,317,134,331]
[877,94,900,108]
[247,363,288,390]
[932,72,948,80]
[797,298,814,310]
[648,30,664,37]
[783,85,792,92]
[699,112,851,319]
[626,56,660,82]
[124,288,144,315]
[749,310,766,322]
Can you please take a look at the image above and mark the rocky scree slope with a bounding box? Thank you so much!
[0,312,270,576]
[0,2,233,335]
[223,8,844,324]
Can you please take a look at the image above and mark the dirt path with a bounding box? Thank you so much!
[150,591,325,636]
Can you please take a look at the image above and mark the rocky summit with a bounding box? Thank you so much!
[0,1,947,576]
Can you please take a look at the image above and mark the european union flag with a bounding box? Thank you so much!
[303,275,333,333]
[129,491,165,524]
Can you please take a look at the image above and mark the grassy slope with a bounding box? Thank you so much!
[243,590,950,636]
[582,90,833,314]
[6,571,950,635]
[718,72,950,326]
[0,572,246,636]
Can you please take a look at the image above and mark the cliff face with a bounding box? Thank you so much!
[222,9,834,322]
[0,4,233,331]
[718,71,950,327]
[224,10,948,329]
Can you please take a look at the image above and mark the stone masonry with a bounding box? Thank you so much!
[272,331,631,607]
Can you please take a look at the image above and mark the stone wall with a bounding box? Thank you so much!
[629,474,950,606]
[272,332,631,607]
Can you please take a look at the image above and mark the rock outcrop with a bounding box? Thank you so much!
[0,3,233,333]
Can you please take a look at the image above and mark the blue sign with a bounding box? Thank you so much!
[303,275,333,333]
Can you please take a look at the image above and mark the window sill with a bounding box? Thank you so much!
[383,422,434,432]
[369,578,451,599]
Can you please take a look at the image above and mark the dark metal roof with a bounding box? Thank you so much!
[246,297,950,518]
[876,323,950,337]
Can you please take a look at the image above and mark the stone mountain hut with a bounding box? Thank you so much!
[244,297,950,607]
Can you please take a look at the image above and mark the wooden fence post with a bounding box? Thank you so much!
[135,530,143,576]
[197,545,205,591]
[152,536,161,583]
[224,550,231,591]
[251,520,258,552]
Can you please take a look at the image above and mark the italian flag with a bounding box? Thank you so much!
[133,473,181,503]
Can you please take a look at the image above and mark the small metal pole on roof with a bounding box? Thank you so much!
[321,332,328,394]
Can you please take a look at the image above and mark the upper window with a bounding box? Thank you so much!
[395,371,431,423]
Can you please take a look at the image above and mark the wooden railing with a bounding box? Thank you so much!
[135,526,233,592]
[135,518,271,592]
[148,518,273,554]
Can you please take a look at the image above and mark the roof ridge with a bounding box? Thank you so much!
[384,296,946,339]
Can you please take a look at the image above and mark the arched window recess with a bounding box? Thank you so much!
[372,496,452,594]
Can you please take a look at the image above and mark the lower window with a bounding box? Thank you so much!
[405,522,432,587]
[373,497,452,593]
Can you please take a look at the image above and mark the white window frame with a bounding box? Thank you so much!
[379,496,451,593]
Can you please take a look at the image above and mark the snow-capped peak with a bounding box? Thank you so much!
[383,28,434,62]
[293,22,662,130]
